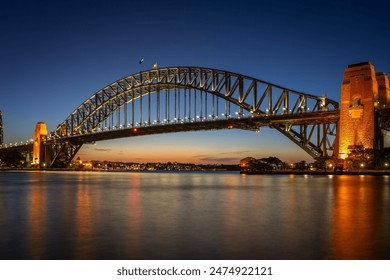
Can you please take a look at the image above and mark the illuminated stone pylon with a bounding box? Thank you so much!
[336,61,390,160]
[33,122,48,167]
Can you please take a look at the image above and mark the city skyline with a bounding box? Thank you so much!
[1,0,390,164]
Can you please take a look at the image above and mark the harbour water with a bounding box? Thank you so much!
[0,171,389,260]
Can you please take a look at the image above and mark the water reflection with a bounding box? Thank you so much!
[27,172,47,259]
[126,173,141,257]
[73,178,93,259]
[1,171,390,260]
[331,176,385,259]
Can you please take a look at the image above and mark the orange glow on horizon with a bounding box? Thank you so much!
[76,144,312,165]
[74,130,314,165]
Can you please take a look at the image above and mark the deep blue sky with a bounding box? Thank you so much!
[1,0,389,163]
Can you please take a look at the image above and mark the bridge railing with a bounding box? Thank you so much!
[0,139,34,150]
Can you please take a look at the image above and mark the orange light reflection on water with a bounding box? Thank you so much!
[73,175,93,259]
[27,172,47,259]
[331,175,383,259]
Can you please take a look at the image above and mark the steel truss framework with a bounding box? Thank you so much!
[46,67,339,167]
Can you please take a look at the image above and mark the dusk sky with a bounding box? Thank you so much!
[1,0,389,164]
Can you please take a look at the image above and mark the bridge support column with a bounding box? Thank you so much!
[337,62,390,168]
[32,122,48,168]
[49,141,82,168]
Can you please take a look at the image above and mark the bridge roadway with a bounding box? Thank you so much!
[0,143,32,152]
[51,110,340,144]
[0,109,340,153]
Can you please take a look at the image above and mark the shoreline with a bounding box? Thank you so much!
[0,168,238,172]
[1,168,390,175]
[240,170,390,176]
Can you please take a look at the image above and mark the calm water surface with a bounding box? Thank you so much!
[0,171,389,260]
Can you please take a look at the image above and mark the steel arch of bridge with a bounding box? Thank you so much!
[50,67,339,167]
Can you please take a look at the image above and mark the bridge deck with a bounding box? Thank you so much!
[53,110,340,144]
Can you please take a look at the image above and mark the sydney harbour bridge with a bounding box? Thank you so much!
[0,63,389,168]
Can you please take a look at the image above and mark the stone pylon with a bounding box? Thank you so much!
[33,122,48,167]
[336,61,390,161]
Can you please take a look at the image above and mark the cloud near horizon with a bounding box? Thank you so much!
[218,150,250,155]
[194,156,242,163]
[191,151,249,163]
[94,148,112,152]
[193,150,249,157]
